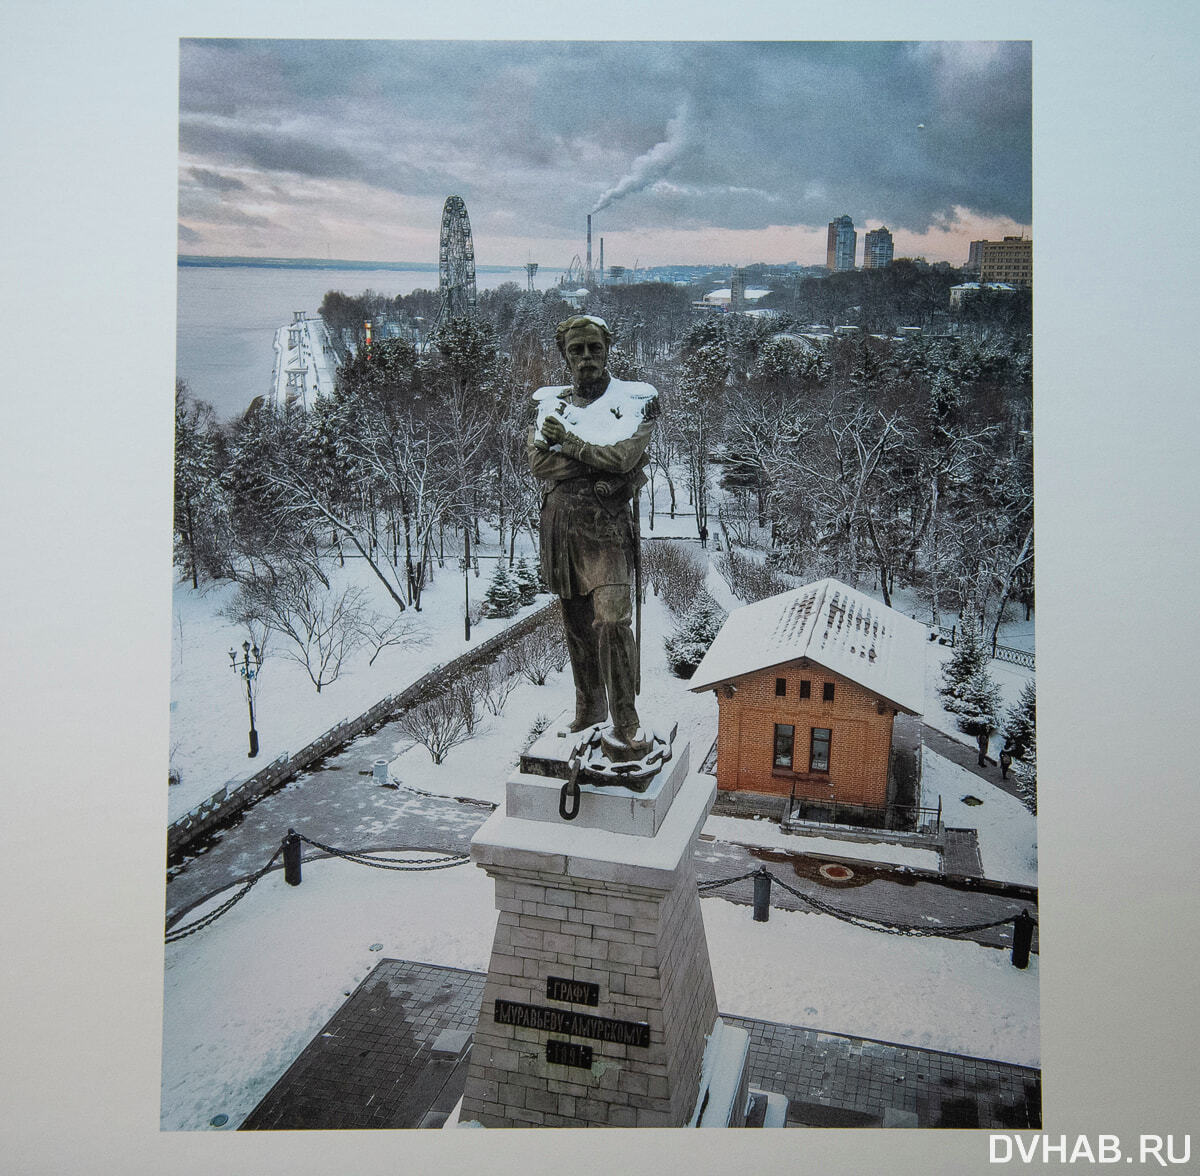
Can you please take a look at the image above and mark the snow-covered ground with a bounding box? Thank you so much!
[163,480,1040,1131]
[922,752,1038,886]
[169,540,551,822]
[170,484,1036,868]
[379,585,718,806]
[161,853,1039,1130]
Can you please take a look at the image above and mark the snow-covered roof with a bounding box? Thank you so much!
[702,287,771,304]
[688,578,926,715]
[951,282,1018,293]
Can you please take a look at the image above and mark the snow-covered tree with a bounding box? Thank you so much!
[714,548,793,604]
[665,317,732,536]
[1013,729,1037,814]
[482,561,521,618]
[510,615,568,685]
[173,379,226,588]
[395,685,476,765]
[1002,679,1037,761]
[224,570,368,694]
[640,540,707,616]
[949,663,1004,760]
[664,591,727,678]
[938,622,989,702]
[513,555,541,606]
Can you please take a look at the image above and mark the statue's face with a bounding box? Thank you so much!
[563,323,608,387]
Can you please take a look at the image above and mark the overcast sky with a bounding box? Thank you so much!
[178,39,1031,269]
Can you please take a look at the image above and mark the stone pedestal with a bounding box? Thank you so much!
[459,734,725,1127]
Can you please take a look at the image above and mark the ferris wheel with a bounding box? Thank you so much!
[437,195,477,325]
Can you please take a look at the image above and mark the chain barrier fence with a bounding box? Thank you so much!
[167,837,1036,969]
[165,844,286,944]
[294,832,470,873]
[697,865,1038,967]
[165,829,470,943]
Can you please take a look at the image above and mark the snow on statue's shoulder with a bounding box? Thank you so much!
[532,377,658,447]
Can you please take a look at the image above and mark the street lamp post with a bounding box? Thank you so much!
[229,639,263,757]
[462,524,472,642]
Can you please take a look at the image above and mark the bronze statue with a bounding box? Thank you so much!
[528,315,658,763]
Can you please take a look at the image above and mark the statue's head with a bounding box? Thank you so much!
[556,315,612,389]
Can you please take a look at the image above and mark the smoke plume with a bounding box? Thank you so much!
[590,103,691,216]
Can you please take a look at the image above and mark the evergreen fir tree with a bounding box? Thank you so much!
[482,562,521,618]
[1002,679,1037,760]
[1013,729,1037,814]
[951,663,1003,742]
[514,555,540,606]
[938,622,988,703]
[664,592,728,678]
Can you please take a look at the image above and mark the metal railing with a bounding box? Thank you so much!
[933,623,1035,670]
[784,785,943,837]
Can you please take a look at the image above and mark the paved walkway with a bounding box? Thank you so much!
[922,723,1024,802]
[240,958,1040,1131]
[943,827,986,877]
[165,719,494,924]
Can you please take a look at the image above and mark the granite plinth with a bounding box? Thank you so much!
[459,738,724,1127]
[506,740,689,838]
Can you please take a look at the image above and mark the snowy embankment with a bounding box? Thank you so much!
[169,543,549,823]
[379,585,718,806]
[161,854,1039,1130]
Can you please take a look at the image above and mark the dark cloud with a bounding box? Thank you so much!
[188,167,247,192]
[179,40,1030,248]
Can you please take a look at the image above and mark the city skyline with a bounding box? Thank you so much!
[179,40,1031,271]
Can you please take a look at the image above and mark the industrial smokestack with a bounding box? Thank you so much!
[599,238,604,285]
[586,215,592,281]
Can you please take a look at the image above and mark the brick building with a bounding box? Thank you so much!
[689,579,927,825]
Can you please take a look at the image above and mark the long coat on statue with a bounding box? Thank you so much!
[526,377,657,600]
[527,375,657,746]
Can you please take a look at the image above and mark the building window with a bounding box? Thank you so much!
[773,724,795,770]
[775,677,786,697]
[822,682,835,702]
[799,680,811,699]
[810,728,831,773]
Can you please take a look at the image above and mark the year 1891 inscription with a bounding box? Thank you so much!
[546,1038,593,1069]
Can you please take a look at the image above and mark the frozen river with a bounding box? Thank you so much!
[176,263,563,421]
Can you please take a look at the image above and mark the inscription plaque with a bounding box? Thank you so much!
[546,1039,593,1069]
[493,999,651,1048]
[547,976,600,1006]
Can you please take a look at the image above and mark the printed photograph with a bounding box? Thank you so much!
[165,39,1037,1132]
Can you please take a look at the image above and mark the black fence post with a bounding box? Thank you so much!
[283,829,303,887]
[753,868,772,922]
[1011,908,1034,968]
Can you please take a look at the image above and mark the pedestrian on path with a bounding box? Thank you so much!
[999,747,1013,780]
[976,730,990,767]
[699,524,708,548]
